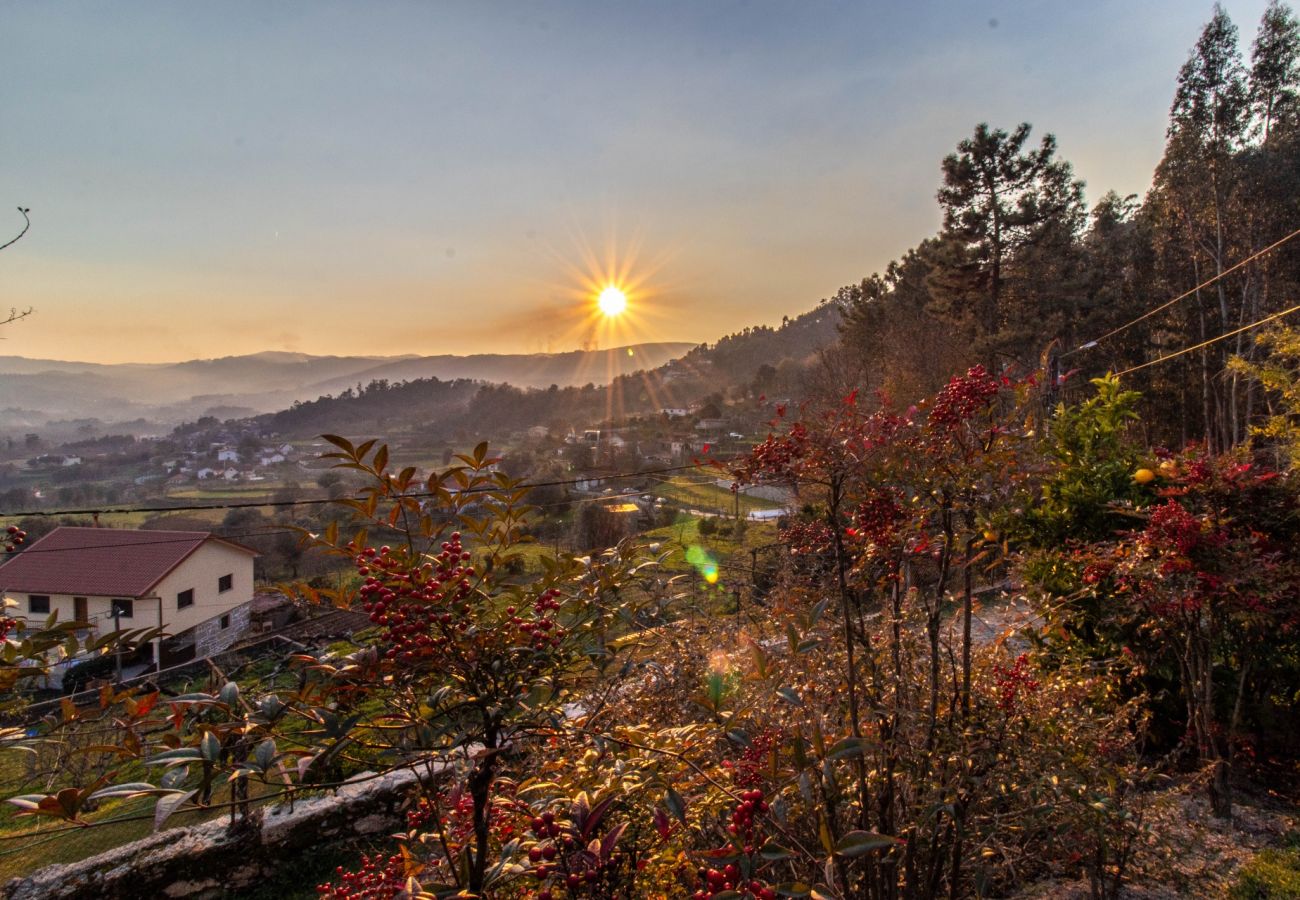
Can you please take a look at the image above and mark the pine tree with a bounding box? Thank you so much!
[928,123,1085,371]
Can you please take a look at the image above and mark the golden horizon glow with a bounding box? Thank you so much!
[597,285,628,317]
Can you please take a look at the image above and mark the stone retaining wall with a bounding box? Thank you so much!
[2,762,448,900]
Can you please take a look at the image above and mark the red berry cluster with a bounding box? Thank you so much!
[738,422,809,481]
[317,852,408,899]
[725,788,767,842]
[526,810,563,887]
[781,520,833,559]
[1080,560,1113,585]
[929,366,1000,428]
[691,790,775,899]
[508,587,568,652]
[692,863,775,900]
[1144,500,1206,560]
[524,810,630,897]
[4,526,26,554]
[355,533,477,662]
[848,491,902,544]
[726,728,783,788]
[992,653,1040,712]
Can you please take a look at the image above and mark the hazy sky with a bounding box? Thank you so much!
[0,0,1275,364]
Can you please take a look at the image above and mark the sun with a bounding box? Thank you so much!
[597,285,627,317]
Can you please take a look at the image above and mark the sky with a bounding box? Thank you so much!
[0,0,1277,364]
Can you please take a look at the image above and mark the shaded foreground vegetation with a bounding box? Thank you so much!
[4,354,1300,898]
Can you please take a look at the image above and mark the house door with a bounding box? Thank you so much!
[73,597,88,625]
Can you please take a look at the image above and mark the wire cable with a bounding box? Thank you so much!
[1113,300,1300,378]
[1063,225,1300,357]
[0,459,734,521]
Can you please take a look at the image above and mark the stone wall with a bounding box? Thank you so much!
[2,763,448,900]
[192,601,251,659]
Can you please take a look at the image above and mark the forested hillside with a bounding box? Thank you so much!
[837,5,1300,448]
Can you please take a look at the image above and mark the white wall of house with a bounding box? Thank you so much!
[152,540,255,635]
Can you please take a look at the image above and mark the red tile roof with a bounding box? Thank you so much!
[0,527,257,598]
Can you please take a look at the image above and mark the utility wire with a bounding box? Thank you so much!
[0,459,732,521]
[1113,301,1300,378]
[1063,225,1300,357]
[0,467,757,557]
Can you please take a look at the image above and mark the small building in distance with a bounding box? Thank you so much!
[0,527,259,667]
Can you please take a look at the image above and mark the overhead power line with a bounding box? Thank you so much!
[0,459,732,521]
[1113,301,1300,378]
[1063,225,1300,357]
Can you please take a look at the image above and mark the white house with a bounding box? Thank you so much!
[0,527,259,666]
[216,449,241,463]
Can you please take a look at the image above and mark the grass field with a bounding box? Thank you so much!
[165,484,287,501]
[649,473,786,515]
[0,654,306,881]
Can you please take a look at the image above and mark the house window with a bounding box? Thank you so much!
[177,589,194,610]
[218,574,233,593]
[28,595,49,615]
[111,598,133,619]
[219,614,230,630]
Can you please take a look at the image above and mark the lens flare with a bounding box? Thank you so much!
[685,545,720,586]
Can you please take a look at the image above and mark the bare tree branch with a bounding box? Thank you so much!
[0,207,31,254]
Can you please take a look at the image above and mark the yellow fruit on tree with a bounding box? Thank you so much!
[1133,468,1156,484]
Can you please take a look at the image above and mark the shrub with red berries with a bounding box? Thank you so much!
[928,365,1001,429]
[691,790,776,900]
[299,437,664,898]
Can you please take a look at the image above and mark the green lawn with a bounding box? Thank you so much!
[649,473,786,515]
[166,485,287,500]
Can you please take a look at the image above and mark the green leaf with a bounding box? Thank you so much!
[760,842,796,861]
[833,830,896,857]
[160,766,189,789]
[254,738,276,772]
[826,737,866,760]
[200,732,221,763]
[776,686,803,706]
[665,786,688,825]
[144,748,204,765]
[218,681,240,707]
[154,790,197,831]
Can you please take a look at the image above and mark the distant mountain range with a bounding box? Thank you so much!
[0,343,695,434]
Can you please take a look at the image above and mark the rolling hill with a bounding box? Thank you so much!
[0,343,694,434]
